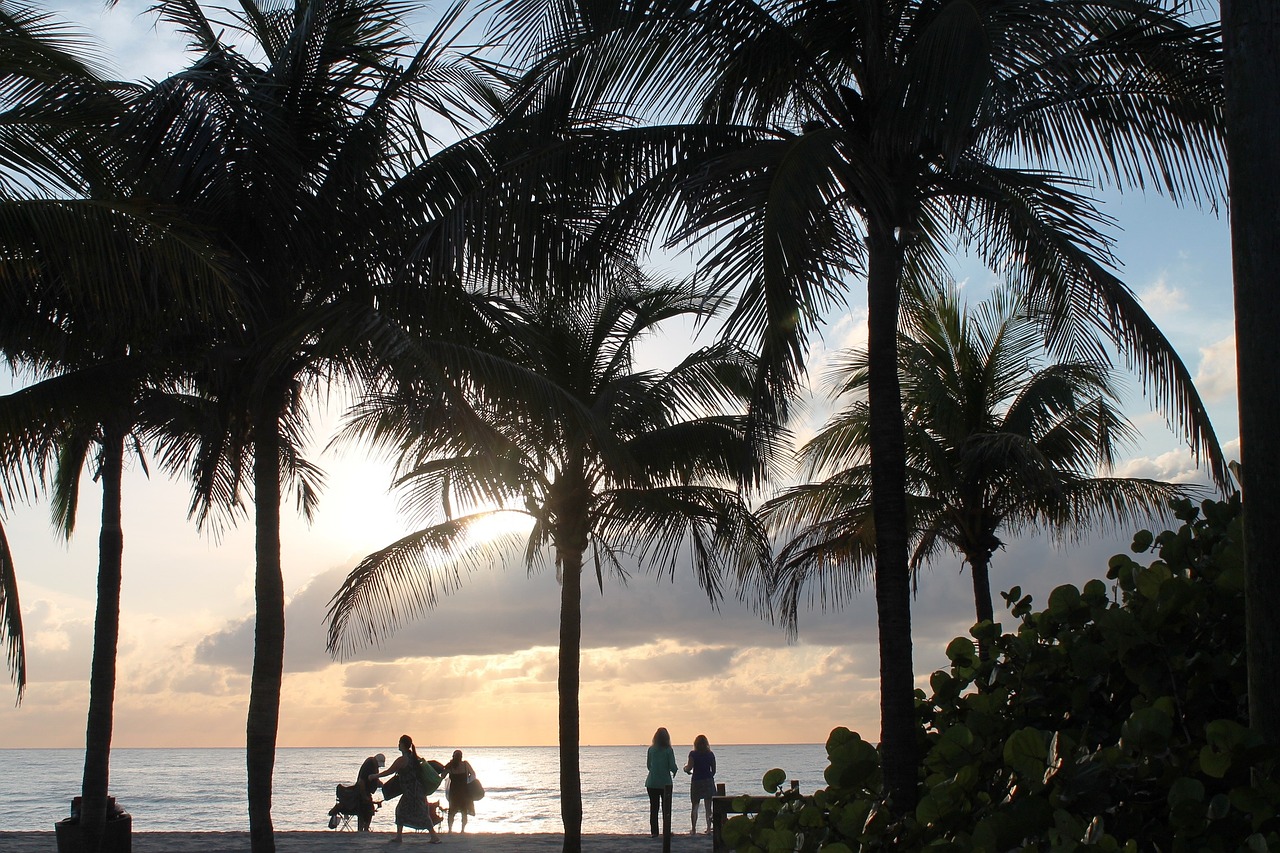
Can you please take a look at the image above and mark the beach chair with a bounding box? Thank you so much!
[327,783,377,831]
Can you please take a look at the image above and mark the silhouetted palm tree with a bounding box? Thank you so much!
[108,1,508,849]
[1222,0,1280,742]
[326,278,776,853]
[764,280,1189,654]
[0,8,231,852]
[494,0,1228,805]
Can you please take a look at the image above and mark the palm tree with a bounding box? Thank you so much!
[764,280,1190,654]
[0,8,232,852]
[494,0,1228,806]
[1222,0,1280,744]
[326,278,776,853]
[113,2,509,848]
[0,364,182,853]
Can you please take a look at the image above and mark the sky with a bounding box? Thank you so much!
[0,1,1240,751]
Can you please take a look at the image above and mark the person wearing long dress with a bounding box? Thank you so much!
[444,749,476,833]
[372,734,441,844]
[645,727,677,838]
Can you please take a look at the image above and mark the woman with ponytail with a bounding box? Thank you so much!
[372,734,442,843]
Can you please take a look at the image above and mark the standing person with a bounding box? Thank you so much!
[444,749,476,833]
[355,752,385,831]
[645,727,677,839]
[683,735,717,834]
[372,735,441,844]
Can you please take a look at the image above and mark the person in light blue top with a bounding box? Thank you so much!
[645,727,678,838]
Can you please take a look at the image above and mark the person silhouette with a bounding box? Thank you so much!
[683,735,717,834]
[370,735,441,844]
[444,749,476,832]
[355,752,384,831]
[645,727,677,838]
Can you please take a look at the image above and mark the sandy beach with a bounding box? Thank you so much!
[0,831,720,852]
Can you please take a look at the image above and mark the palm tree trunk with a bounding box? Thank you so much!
[864,225,918,810]
[969,554,995,628]
[80,421,125,853]
[970,553,995,661]
[557,537,584,853]
[1223,0,1280,747]
[247,406,284,853]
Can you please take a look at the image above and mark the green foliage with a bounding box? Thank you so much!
[729,496,1280,851]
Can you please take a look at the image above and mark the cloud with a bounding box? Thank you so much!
[1139,274,1189,317]
[1113,439,1238,486]
[1195,334,1238,403]
[582,644,737,684]
[18,600,95,684]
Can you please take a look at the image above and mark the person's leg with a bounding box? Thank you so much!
[647,787,661,836]
[690,798,699,833]
[460,805,468,833]
[704,796,713,833]
[448,804,456,832]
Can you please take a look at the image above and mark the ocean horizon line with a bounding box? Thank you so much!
[2,740,829,750]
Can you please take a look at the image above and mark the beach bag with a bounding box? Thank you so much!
[467,777,485,801]
[419,758,442,795]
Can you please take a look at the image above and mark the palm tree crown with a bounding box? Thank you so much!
[765,280,1191,636]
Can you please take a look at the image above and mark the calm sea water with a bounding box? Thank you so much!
[0,745,829,834]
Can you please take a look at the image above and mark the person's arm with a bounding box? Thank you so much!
[667,748,678,780]
[373,757,405,780]
[710,753,716,777]
[683,751,694,774]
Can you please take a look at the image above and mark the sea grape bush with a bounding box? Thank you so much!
[725,495,1280,852]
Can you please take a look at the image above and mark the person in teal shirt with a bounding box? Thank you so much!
[645,727,677,838]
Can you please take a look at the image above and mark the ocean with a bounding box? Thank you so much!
[1,744,830,835]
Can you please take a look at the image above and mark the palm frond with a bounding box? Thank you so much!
[0,516,24,704]
[326,514,521,659]
[594,484,772,613]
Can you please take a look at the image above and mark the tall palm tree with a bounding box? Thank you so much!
[1222,0,1280,743]
[0,8,232,852]
[115,2,509,848]
[764,280,1189,652]
[494,0,1228,805]
[0,364,188,853]
[326,278,776,853]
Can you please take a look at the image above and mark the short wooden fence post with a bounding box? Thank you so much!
[711,783,727,852]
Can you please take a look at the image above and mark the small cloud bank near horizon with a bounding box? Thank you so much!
[5,504,1190,749]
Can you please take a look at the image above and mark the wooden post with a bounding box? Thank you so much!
[662,784,672,853]
[712,784,727,852]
